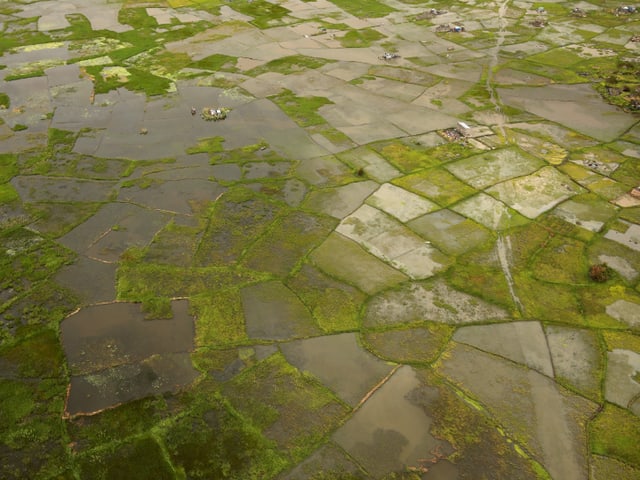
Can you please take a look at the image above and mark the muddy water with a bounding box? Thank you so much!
[61,299,197,415]
[66,352,198,417]
[498,83,637,142]
[61,300,194,372]
[333,365,456,478]
[280,332,393,407]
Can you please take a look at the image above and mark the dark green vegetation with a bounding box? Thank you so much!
[596,58,640,111]
[246,55,333,77]
[1,0,640,478]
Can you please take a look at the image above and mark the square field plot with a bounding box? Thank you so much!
[487,166,584,219]
[445,147,544,189]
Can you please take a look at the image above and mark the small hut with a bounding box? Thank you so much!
[201,107,230,121]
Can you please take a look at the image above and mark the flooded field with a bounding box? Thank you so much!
[1,0,640,479]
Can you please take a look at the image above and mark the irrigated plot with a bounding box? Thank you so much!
[605,349,640,416]
[280,333,394,407]
[11,175,117,203]
[546,325,603,400]
[445,146,544,189]
[451,192,530,230]
[223,352,349,452]
[408,208,492,255]
[337,204,451,279]
[333,366,454,478]
[243,211,336,277]
[310,232,408,295]
[363,279,509,328]
[241,281,321,341]
[303,180,379,219]
[337,146,401,183]
[393,168,477,207]
[604,221,640,252]
[365,183,439,222]
[487,166,584,219]
[61,300,197,415]
[58,202,172,262]
[436,342,598,480]
[453,321,554,376]
[553,195,619,232]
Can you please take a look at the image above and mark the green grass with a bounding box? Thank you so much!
[0,153,18,184]
[532,2,568,16]
[242,211,336,277]
[0,379,37,427]
[612,155,640,186]
[118,7,159,29]
[514,273,583,323]
[227,0,290,29]
[17,128,77,174]
[393,168,478,206]
[186,136,225,154]
[528,47,587,68]
[77,436,176,480]
[0,229,76,290]
[0,92,9,109]
[87,62,174,96]
[0,18,52,55]
[338,28,386,48]
[64,13,96,40]
[325,0,395,18]
[0,328,65,378]
[0,376,69,478]
[222,352,349,461]
[447,261,516,312]
[580,283,640,328]
[287,264,364,333]
[530,235,588,284]
[145,50,192,76]
[373,142,445,171]
[0,183,18,204]
[108,32,156,63]
[269,90,333,127]
[590,403,640,468]
[165,387,287,479]
[363,323,453,364]
[603,331,640,353]
[620,207,640,224]
[192,289,249,347]
[117,257,264,302]
[66,396,171,452]
[594,57,640,112]
[191,186,285,265]
[210,139,282,165]
[501,58,587,84]
[84,65,121,94]
[123,66,173,96]
[190,53,239,72]
[4,67,48,81]
[246,55,332,77]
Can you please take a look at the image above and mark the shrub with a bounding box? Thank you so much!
[588,263,610,282]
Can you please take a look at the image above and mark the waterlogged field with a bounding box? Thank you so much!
[1,0,639,479]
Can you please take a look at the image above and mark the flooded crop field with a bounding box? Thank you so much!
[1,0,639,478]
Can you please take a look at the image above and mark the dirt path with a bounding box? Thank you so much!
[497,235,524,314]
[485,0,510,137]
